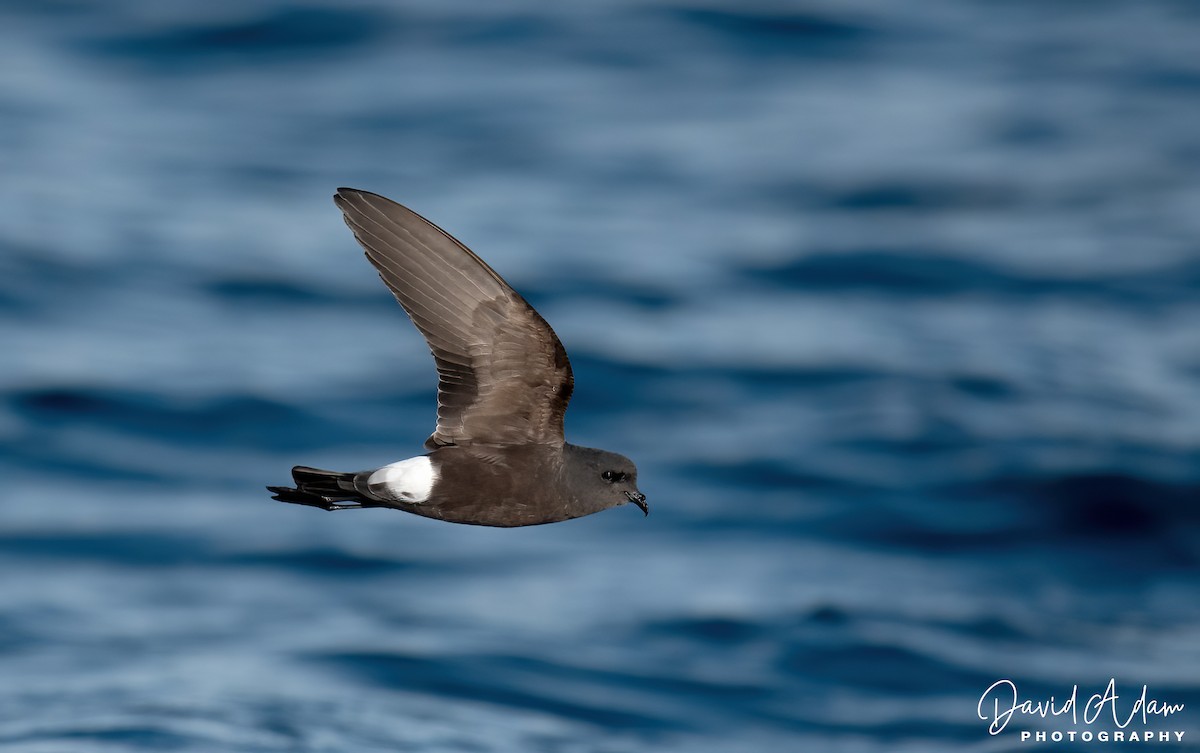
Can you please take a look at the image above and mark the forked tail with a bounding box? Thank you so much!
[267,466,373,511]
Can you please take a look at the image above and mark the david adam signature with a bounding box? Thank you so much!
[978,679,1185,736]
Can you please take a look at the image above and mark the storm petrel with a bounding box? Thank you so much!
[267,189,647,527]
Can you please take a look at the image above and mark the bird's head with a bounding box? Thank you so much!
[570,446,647,516]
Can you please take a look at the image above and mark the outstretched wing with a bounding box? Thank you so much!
[333,188,573,449]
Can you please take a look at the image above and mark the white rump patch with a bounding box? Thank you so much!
[368,456,437,504]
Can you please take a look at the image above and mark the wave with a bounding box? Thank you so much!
[740,251,1200,304]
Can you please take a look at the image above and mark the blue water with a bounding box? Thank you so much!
[2,2,1199,751]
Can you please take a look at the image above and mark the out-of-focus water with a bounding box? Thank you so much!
[2,2,1199,751]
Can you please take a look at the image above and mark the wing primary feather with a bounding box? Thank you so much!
[334,188,574,447]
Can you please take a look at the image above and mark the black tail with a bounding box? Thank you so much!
[267,466,372,511]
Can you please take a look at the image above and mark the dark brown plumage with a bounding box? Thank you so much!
[334,189,573,450]
[267,189,646,527]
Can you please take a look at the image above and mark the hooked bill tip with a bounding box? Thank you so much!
[626,491,649,516]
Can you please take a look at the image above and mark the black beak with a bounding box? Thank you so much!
[625,491,649,516]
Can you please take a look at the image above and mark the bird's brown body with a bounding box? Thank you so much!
[268,189,646,526]
[389,444,625,527]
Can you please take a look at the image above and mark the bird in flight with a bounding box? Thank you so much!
[268,189,647,527]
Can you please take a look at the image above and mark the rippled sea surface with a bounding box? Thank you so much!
[2,2,1199,751]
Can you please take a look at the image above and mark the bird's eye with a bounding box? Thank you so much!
[602,470,625,483]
